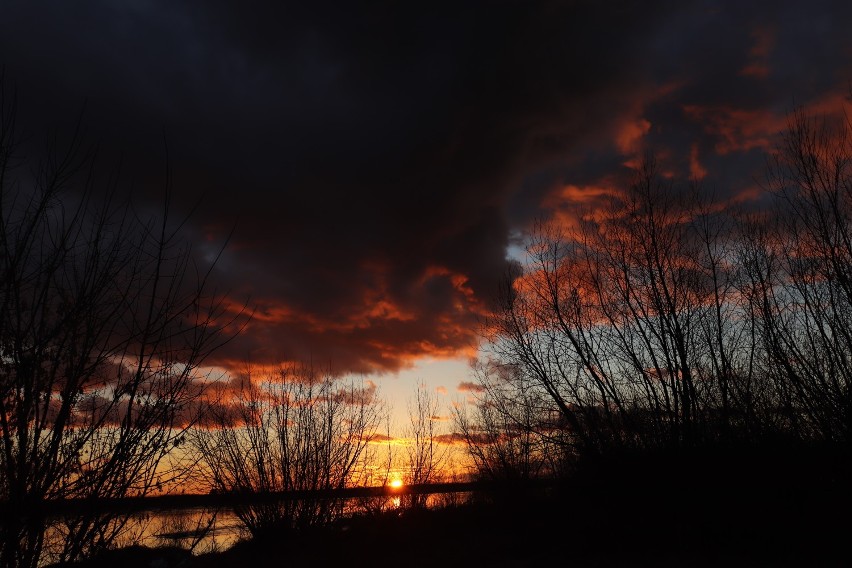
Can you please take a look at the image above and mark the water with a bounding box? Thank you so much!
[29,489,476,566]
[32,507,246,566]
[122,507,248,555]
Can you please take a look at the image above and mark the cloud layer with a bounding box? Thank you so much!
[3,0,851,376]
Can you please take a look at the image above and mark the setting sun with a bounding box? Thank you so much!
[389,479,404,489]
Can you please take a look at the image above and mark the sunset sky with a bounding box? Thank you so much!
[2,1,851,430]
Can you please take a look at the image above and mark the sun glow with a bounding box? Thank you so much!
[389,478,404,489]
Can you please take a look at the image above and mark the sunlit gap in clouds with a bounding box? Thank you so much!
[371,355,472,433]
[344,355,479,482]
[505,226,527,265]
[187,355,476,486]
[196,356,472,435]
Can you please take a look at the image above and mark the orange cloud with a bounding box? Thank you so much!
[616,117,652,155]
[541,177,627,232]
[740,26,775,79]
[326,379,379,406]
[215,257,489,374]
[432,433,468,446]
[612,81,682,167]
[367,433,396,444]
[421,265,484,311]
[684,91,851,158]
[689,144,708,180]
[362,337,480,370]
[545,183,620,206]
[457,381,486,393]
[683,104,786,155]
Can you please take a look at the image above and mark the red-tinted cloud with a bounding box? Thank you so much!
[740,26,776,79]
[682,104,786,155]
[3,2,852,382]
[457,381,486,394]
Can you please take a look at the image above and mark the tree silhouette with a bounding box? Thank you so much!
[452,360,560,482]
[189,365,385,537]
[0,79,245,567]
[466,102,852,479]
[401,383,449,508]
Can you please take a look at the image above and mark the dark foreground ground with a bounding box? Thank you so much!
[67,444,851,567]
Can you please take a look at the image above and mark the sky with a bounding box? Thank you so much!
[2,0,852,429]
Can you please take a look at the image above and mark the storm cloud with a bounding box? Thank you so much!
[2,0,851,374]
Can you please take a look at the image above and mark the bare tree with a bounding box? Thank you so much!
[452,359,562,482]
[400,383,449,508]
[483,159,726,456]
[0,81,244,567]
[745,105,852,443]
[471,101,852,483]
[477,154,777,471]
[190,365,386,537]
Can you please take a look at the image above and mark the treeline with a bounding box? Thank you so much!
[454,107,852,482]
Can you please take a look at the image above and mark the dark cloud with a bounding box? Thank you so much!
[3,0,851,374]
